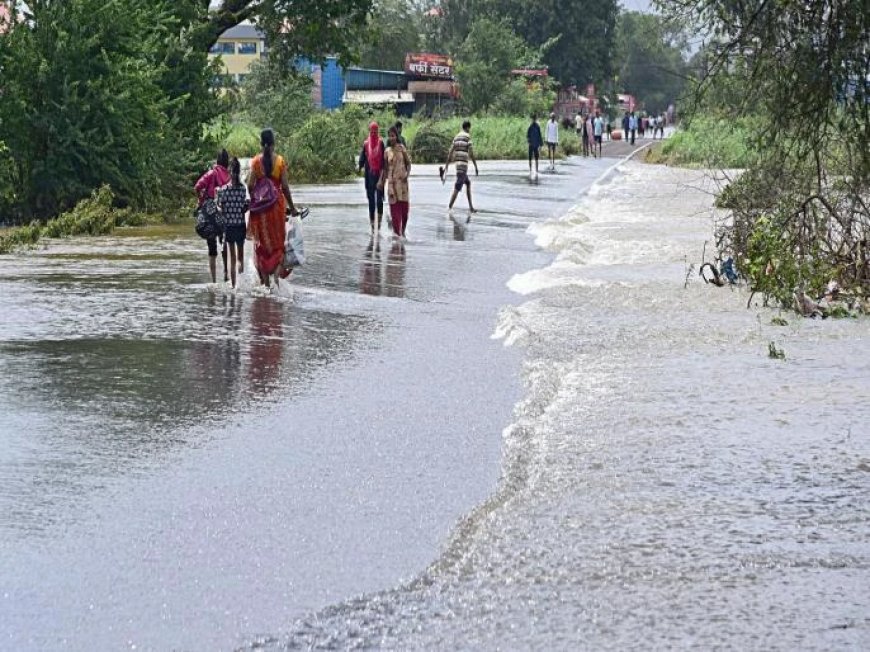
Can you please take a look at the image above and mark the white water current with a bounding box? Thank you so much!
[275,161,870,650]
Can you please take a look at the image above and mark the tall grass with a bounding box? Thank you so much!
[645,116,756,168]
[220,112,582,182]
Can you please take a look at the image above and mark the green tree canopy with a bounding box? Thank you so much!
[615,11,690,114]
[455,17,546,114]
[0,0,213,218]
[424,0,618,87]
[357,0,423,70]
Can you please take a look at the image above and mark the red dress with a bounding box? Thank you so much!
[248,154,287,275]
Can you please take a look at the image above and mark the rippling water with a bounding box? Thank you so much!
[272,163,870,650]
[1,159,619,650]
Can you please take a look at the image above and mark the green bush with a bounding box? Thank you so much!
[411,123,454,163]
[287,111,359,183]
[650,116,756,169]
[0,222,42,254]
[224,123,262,158]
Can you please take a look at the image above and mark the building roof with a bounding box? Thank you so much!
[343,90,414,105]
[218,23,265,40]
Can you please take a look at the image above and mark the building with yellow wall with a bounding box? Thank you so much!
[208,24,265,85]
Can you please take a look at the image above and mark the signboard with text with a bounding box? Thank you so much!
[404,53,454,80]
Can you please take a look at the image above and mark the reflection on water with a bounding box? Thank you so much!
[359,237,383,296]
[0,251,375,535]
[357,237,407,298]
[247,296,285,393]
[384,239,406,298]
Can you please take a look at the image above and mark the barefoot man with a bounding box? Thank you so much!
[441,120,479,213]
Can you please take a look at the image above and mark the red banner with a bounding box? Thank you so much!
[404,53,454,79]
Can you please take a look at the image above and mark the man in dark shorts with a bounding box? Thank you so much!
[527,113,543,176]
[442,120,479,212]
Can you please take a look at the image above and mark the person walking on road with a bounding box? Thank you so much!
[527,113,543,176]
[546,112,559,170]
[359,121,386,234]
[442,120,479,213]
[379,125,412,237]
[622,111,630,141]
[593,111,604,157]
[628,112,638,145]
[215,157,249,289]
[194,149,231,284]
[247,128,299,288]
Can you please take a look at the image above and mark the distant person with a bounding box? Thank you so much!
[628,112,638,145]
[606,120,613,141]
[247,128,299,288]
[584,114,596,158]
[379,125,412,237]
[622,111,630,141]
[441,120,478,213]
[656,114,665,139]
[638,114,646,139]
[394,120,407,147]
[215,157,249,289]
[593,111,604,157]
[527,113,543,175]
[194,149,231,283]
[575,111,584,141]
[546,112,559,170]
[358,121,386,234]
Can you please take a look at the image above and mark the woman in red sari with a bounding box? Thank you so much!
[247,129,299,287]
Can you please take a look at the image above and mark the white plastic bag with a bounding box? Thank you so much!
[283,220,305,269]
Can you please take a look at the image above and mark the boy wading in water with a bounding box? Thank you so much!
[216,157,249,289]
[441,120,479,213]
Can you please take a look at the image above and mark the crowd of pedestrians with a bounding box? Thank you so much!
[194,112,668,288]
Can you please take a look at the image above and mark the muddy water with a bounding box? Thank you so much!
[0,158,616,650]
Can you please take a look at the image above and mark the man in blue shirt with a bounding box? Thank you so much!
[628,112,638,145]
[527,114,543,176]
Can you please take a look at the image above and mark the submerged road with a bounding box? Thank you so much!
[0,155,616,651]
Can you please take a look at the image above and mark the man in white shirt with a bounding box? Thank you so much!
[593,110,604,157]
[546,112,559,170]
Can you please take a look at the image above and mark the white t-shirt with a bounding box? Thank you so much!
[546,120,559,144]
[575,115,583,130]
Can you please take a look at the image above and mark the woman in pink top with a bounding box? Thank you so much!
[194,149,231,282]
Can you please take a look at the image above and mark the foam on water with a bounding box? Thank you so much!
[274,162,870,650]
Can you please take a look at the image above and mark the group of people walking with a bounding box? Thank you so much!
[526,111,607,175]
[195,129,300,289]
[359,121,412,237]
[194,120,481,289]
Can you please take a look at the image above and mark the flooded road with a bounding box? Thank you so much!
[272,163,870,651]
[0,158,614,650]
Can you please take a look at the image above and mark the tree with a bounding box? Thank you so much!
[615,11,690,114]
[238,60,314,137]
[455,17,538,114]
[189,0,373,65]
[657,0,870,305]
[421,0,618,87]
[357,0,423,70]
[484,0,619,87]
[0,0,217,218]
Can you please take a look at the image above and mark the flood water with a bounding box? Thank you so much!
[2,156,868,651]
[1,157,614,650]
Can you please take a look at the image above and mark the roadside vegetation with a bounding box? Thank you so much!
[655,0,869,315]
[0,186,170,254]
